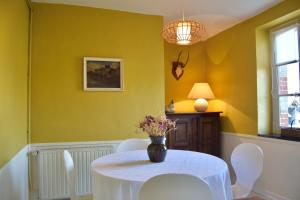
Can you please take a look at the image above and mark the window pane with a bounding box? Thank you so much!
[275,27,299,64]
[279,96,300,128]
[277,62,300,95]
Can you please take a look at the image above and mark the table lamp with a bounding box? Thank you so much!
[188,83,215,112]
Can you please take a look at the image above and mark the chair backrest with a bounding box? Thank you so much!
[139,174,213,200]
[231,143,264,190]
[63,150,76,200]
[116,138,149,153]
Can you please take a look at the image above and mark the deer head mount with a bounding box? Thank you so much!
[172,51,189,80]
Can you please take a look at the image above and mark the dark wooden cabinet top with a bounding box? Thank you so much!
[166,112,222,116]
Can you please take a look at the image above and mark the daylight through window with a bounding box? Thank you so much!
[271,21,300,131]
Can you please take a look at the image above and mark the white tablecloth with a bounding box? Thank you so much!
[91,150,232,200]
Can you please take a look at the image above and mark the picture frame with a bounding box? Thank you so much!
[83,57,124,91]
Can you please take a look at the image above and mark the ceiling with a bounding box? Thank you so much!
[32,0,283,40]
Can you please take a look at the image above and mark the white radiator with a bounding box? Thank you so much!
[34,145,114,200]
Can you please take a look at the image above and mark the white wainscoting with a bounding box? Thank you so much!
[28,135,300,200]
[222,132,300,200]
[0,145,29,200]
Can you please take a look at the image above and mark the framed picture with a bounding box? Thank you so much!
[83,57,124,91]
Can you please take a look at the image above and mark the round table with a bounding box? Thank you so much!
[91,150,233,200]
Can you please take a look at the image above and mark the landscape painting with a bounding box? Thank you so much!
[83,57,123,91]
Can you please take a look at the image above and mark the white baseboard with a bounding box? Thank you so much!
[0,145,29,200]
[222,132,300,200]
[253,187,292,200]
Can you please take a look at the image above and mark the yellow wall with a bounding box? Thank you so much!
[164,42,206,112]
[164,0,300,135]
[31,3,164,142]
[0,0,29,167]
[256,27,272,135]
[205,0,300,134]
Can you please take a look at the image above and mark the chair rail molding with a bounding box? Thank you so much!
[221,132,300,200]
[29,140,124,152]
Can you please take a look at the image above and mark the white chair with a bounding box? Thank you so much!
[116,138,149,152]
[139,174,213,200]
[63,150,92,200]
[231,143,264,199]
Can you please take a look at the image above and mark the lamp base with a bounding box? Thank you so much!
[194,98,208,112]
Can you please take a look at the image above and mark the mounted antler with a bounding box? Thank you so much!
[172,50,190,80]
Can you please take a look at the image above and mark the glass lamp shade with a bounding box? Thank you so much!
[162,20,206,45]
[188,83,215,112]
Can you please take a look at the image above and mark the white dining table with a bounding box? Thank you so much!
[91,149,233,200]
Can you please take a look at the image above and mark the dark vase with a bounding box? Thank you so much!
[147,136,167,162]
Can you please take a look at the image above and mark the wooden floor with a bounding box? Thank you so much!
[244,197,265,200]
[60,196,266,200]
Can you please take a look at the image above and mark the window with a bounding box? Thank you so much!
[271,21,300,132]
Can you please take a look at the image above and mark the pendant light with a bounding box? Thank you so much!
[162,13,206,45]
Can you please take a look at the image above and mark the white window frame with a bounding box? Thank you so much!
[270,20,300,133]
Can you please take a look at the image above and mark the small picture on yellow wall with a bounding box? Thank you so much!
[83,57,123,91]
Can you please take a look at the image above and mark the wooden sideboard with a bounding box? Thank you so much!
[166,112,222,157]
